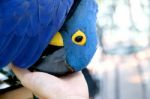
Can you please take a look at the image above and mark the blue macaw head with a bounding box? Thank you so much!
[57,0,98,71]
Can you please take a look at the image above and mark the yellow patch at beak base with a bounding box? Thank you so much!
[50,32,64,46]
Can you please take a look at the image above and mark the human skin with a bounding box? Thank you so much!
[10,64,89,99]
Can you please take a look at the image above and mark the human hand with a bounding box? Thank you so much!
[10,64,89,99]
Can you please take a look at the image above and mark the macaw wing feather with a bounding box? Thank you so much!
[0,0,73,68]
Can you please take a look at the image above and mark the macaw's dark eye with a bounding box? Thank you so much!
[75,36,83,42]
[72,30,86,46]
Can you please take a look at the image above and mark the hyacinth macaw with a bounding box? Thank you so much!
[34,0,98,75]
[0,0,98,73]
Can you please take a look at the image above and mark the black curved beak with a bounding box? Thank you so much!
[29,46,74,76]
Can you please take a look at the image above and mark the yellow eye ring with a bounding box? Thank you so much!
[72,30,86,46]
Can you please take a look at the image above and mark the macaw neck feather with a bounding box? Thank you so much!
[65,0,81,21]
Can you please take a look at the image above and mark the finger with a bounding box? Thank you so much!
[10,64,65,98]
[62,72,89,98]
[10,64,33,85]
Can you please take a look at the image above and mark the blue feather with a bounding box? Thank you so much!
[0,0,73,68]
